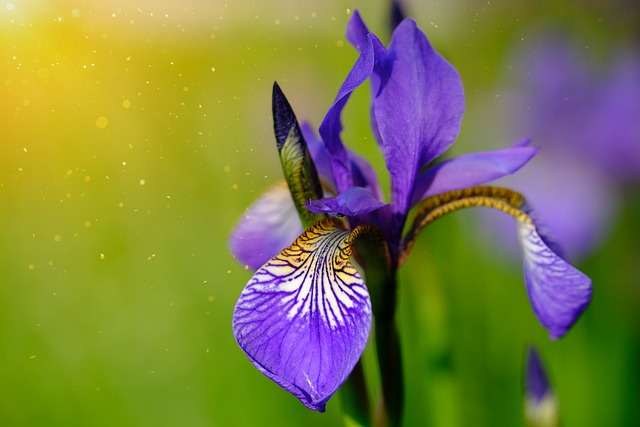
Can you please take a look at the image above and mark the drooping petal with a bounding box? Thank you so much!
[272,82,324,227]
[410,144,539,206]
[229,182,303,270]
[319,33,374,193]
[404,186,591,339]
[372,18,465,218]
[232,218,372,412]
[517,218,592,340]
[306,187,386,216]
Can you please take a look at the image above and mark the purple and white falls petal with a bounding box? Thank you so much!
[517,219,592,339]
[232,218,372,412]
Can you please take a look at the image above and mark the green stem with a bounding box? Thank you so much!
[340,359,372,427]
[374,272,403,427]
[352,225,403,427]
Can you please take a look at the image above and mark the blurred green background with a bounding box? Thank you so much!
[1,1,638,426]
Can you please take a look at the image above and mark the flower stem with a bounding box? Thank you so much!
[374,272,403,427]
[353,227,402,427]
[340,359,372,427]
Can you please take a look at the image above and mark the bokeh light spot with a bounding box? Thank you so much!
[96,116,109,129]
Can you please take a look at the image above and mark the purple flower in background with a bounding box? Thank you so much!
[230,12,592,413]
[485,32,640,260]
[525,347,559,427]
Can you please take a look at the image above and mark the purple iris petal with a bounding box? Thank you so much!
[306,187,386,216]
[349,153,385,202]
[229,182,303,270]
[517,219,592,340]
[371,18,465,218]
[301,122,383,201]
[347,12,388,63]
[319,33,374,193]
[232,219,372,412]
[346,10,370,52]
[410,145,539,205]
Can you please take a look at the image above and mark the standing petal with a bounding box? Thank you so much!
[517,219,592,340]
[229,182,303,270]
[232,218,372,412]
[372,18,465,218]
[319,33,375,193]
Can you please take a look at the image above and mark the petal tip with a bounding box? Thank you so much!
[518,220,592,338]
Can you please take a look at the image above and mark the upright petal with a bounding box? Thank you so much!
[301,122,383,201]
[232,218,372,412]
[518,218,592,340]
[372,18,465,217]
[346,10,370,52]
[319,34,375,192]
[229,182,303,270]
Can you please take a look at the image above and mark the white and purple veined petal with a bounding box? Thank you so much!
[517,218,592,340]
[232,218,372,412]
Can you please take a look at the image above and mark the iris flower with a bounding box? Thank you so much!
[230,11,591,414]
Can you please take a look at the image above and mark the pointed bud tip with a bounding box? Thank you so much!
[526,347,551,403]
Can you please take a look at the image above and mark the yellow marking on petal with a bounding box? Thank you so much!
[253,218,371,329]
[402,186,530,265]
